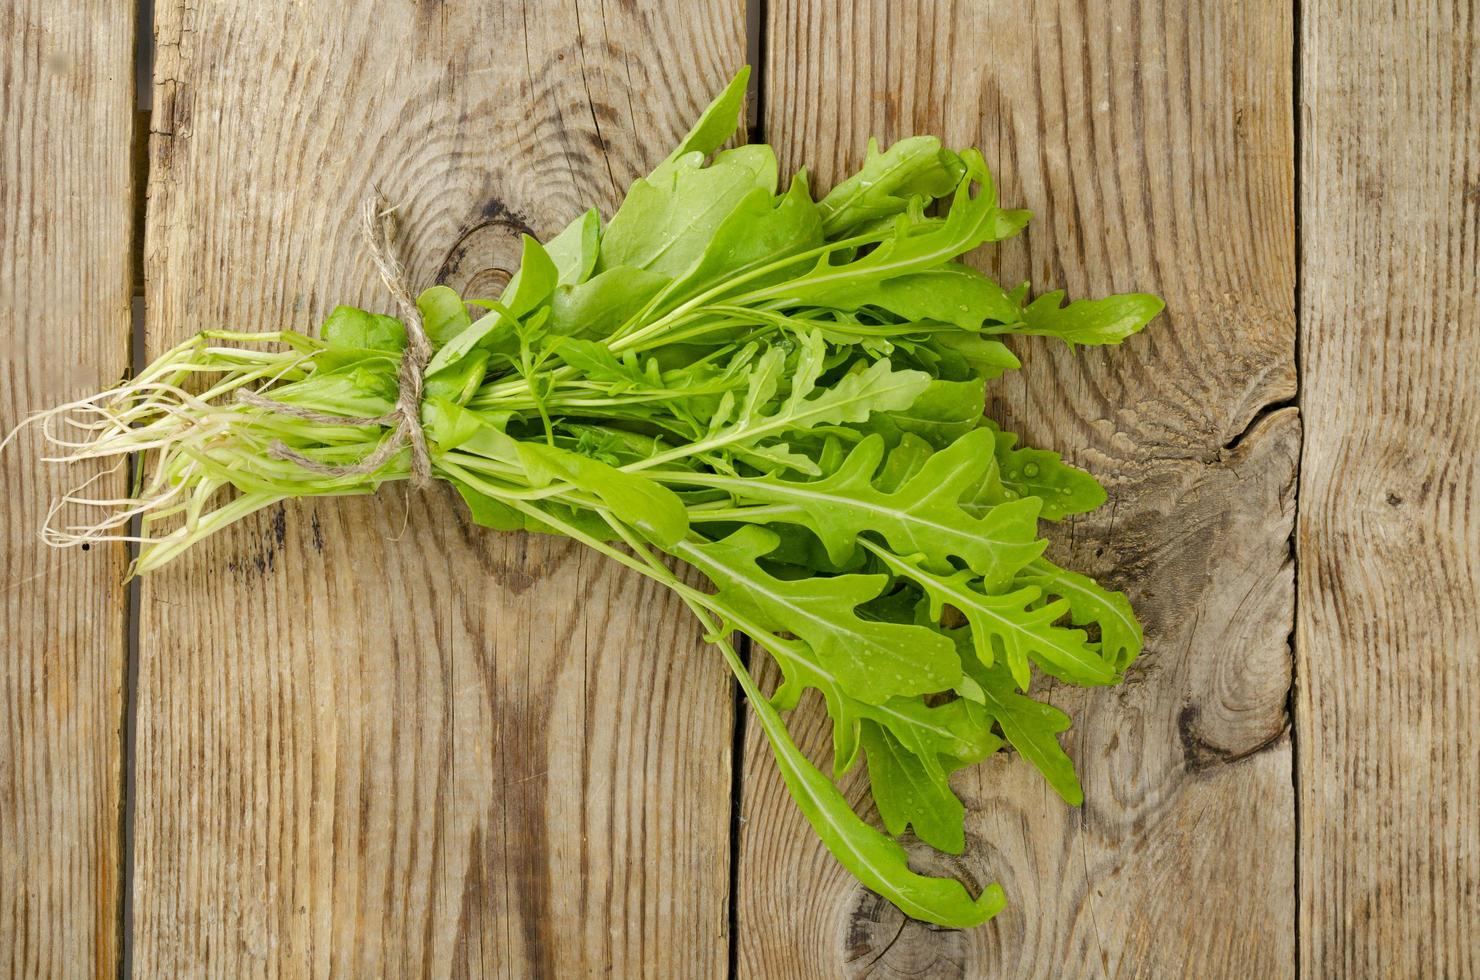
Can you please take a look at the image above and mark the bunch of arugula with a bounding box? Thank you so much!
[32,68,1160,926]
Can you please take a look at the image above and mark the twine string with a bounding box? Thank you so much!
[235,194,434,487]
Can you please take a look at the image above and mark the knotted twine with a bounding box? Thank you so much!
[236,195,434,487]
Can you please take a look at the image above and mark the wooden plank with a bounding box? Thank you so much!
[133,3,743,974]
[0,4,134,977]
[1298,2,1479,975]
[739,2,1298,975]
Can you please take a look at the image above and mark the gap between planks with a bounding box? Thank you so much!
[729,4,767,978]
[1287,0,1305,974]
[119,0,154,977]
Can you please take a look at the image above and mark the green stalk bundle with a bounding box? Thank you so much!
[14,69,1161,926]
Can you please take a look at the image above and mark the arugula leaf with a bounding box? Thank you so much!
[864,541,1119,690]
[932,333,1022,379]
[983,422,1108,520]
[544,208,601,285]
[1017,557,1142,671]
[874,378,986,445]
[732,648,1006,927]
[999,290,1165,346]
[597,145,777,278]
[822,263,1021,329]
[701,598,993,785]
[966,655,1084,806]
[661,173,824,304]
[548,266,669,338]
[680,429,1044,587]
[518,442,688,547]
[660,65,751,167]
[677,527,962,703]
[817,136,965,237]
[642,347,931,470]
[424,236,558,375]
[548,338,648,387]
[863,720,969,853]
[750,151,1029,309]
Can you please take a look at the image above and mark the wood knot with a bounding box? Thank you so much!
[1178,702,1286,773]
[435,199,537,301]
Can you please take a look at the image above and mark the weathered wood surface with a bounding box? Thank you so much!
[8,1,1480,975]
[0,4,133,977]
[133,2,742,975]
[739,3,1299,976]
[1298,1,1480,976]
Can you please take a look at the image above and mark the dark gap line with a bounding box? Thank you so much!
[119,0,154,977]
[730,6,767,978]
[725,637,749,980]
[744,0,767,144]
[1288,0,1305,975]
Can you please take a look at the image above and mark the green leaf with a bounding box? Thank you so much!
[422,349,489,406]
[737,665,1006,927]
[684,429,1045,587]
[873,378,986,445]
[1006,290,1164,346]
[866,542,1119,690]
[661,173,824,304]
[319,305,405,352]
[817,136,965,237]
[502,235,561,316]
[718,598,997,780]
[452,480,525,531]
[417,285,473,347]
[966,655,1084,805]
[985,422,1107,520]
[931,334,1021,380]
[423,237,559,376]
[1017,558,1142,672]
[424,397,483,451]
[517,442,688,547]
[264,364,396,418]
[544,208,601,285]
[825,263,1021,330]
[548,266,669,339]
[425,400,523,461]
[862,720,967,853]
[550,337,646,385]
[453,483,619,542]
[750,150,1029,309]
[660,66,751,167]
[875,433,935,491]
[668,348,933,466]
[598,145,776,279]
[677,527,962,704]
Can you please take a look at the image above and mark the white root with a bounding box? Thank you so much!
[1,333,382,571]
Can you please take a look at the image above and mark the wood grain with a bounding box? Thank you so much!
[741,2,1299,976]
[1298,1,1480,976]
[134,2,742,975]
[0,3,133,977]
